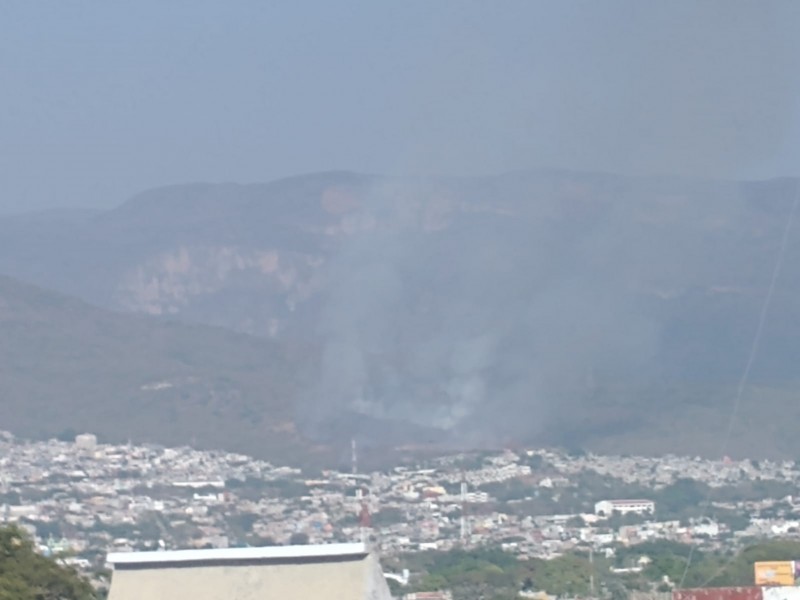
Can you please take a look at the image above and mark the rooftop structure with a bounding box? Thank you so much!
[595,499,655,516]
[106,543,392,600]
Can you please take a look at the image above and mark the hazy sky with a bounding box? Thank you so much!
[2,0,800,213]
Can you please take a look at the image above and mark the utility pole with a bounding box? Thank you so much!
[460,470,469,544]
[358,487,371,546]
[460,480,467,543]
[589,547,595,599]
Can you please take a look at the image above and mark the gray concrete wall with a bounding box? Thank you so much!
[108,555,392,600]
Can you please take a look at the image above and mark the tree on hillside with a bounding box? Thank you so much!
[655,478,710,519]
[289,532,309,545]
[706,540,800,587]
[0,525,95,599]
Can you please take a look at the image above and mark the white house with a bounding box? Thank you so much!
[594,499,655,517]
[691,521,720,537]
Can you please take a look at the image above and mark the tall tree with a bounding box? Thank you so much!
[0,525,95,600]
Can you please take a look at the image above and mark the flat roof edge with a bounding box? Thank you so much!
[107,543,368,566]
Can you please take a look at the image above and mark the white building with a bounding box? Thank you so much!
[594,499,655,517]
[74,433,97,451]
[692,521,720,537]
[106,543,391,600]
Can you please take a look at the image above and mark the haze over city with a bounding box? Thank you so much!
[3,2,800,600]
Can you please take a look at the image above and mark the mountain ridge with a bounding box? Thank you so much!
[1,170,800,461]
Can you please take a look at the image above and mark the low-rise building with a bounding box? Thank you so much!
[595,499,655,517]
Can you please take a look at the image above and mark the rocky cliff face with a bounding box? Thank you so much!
[102,173,526,339]
[115,246,321,337]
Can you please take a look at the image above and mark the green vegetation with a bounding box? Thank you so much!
[247,536,278,547]
[611,539,800,589]
[0,525,95,599]
[405,548,523,600]
[288,532,309,545]
[395,539,800,600]
[372,507,407,527]
[702,540,800,587]
[0,275,313,465]
[397,547,610,600]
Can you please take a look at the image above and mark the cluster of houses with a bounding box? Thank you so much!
[0,431,798,577]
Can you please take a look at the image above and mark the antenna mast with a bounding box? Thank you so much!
[460,470,469,544]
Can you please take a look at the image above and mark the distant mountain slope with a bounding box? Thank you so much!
[0,275,318,463]
[2,170,800,460]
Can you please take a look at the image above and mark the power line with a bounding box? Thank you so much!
[678,180,800,589]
